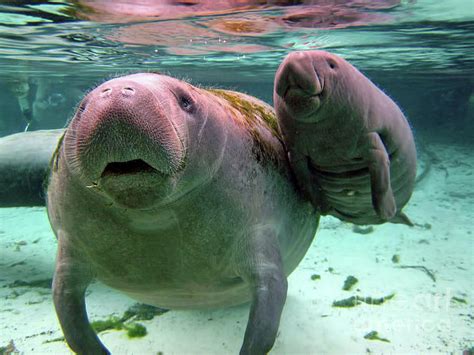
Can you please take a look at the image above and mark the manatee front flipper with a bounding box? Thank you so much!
[234,227,288,355]
[0,129,65,207]
[367,132,396,220]
[53,232,109,355]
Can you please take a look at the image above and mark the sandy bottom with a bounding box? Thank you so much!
[1,143,473,354]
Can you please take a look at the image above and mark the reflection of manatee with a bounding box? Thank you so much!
[76,0,398,28]
[274,50,416,226]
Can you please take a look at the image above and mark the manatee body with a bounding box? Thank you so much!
[46,73,318,354]
[0,129,63,207]
[274,50,416,225]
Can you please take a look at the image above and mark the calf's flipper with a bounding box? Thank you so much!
[366,132,396,220]
[289,150,329,214]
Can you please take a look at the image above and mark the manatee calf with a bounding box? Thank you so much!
[45,73,318,354]
[274,50,416,225]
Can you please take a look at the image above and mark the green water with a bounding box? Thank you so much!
[0,0,472,138]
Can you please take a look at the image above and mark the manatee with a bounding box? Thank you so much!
[274,50,416,225]
[43,73,318,354]
[0,129,64,207]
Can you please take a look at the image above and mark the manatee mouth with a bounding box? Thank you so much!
[94,158,171,209]
[101,159,159,177]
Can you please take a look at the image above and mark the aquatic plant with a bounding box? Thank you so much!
[364,331,390,342]
[332,293,395,308]
[342,276,358,291]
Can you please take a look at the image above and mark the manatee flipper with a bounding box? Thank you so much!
[367,132,396,220]
[0,129,65,207]
[234,227,288,355]
[391,212,414,226]
[53,232,109,355]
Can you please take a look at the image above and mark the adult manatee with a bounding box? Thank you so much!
[274,50,416,225]
[0,129,63,206]
[45,73,318,354]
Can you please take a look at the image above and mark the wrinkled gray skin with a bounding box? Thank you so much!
[46,73,318,355]
[274,50,416,225]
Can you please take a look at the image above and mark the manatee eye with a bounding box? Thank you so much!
[180,96,192,110]
[328,60,337,70]
[176,91,195,113]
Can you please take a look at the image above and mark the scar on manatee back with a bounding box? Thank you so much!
[209,89,285,171]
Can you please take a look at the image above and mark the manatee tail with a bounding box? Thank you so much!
[0,129,64,207]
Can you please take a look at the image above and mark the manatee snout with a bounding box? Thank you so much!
[64,76,187,207]
[274,50,340,122]
[275,51,323,97]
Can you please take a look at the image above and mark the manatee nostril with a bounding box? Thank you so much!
[100,88,112,98]
[121,87,135,96]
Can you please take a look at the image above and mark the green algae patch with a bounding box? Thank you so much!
[91,303,168,338]
[126,323,147,338]
[91,317,123,333]
[311,274,321,281]
[47,303,168,342]
[391,254,400,263]
[209,89,285,172]
[364,331,390,342]
[209,89,280,137]
[451,296,467,304]
[332,293,395,308]
[332,296,360,308]
[91,318,148,338]
[342,276,358,291]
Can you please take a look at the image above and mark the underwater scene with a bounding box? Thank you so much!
[0,0,473,354]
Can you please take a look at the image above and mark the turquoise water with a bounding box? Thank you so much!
[0,0,472,136]
[0,1,473,354]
